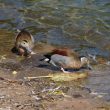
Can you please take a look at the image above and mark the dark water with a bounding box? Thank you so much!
[0,0,110,101]
[0,0,110,55]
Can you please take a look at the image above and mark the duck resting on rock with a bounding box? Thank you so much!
[11,29,35,57]
[41,49,92,73]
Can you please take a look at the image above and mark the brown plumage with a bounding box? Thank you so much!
[12,29,35,56]
[42,48,92,73]
[44,48,80,61]
[52,49,68,56]
[15,29,34,49]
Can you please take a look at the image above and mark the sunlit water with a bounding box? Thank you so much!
[0,0,110,101]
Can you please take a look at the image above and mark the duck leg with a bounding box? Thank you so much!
[61,67,70,73]
[50,60,57,67]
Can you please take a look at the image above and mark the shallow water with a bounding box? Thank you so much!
[0,0,110,101]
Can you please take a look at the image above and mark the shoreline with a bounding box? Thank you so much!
[0,52,110,110]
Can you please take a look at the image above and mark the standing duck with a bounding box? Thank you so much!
[12,29,35,57]
[41,49,92,73]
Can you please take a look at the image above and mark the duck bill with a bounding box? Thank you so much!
[27,48,36,55]
[40,58,49,61]
[25,47,35,55]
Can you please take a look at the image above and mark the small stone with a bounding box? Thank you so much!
[12,71,17,75]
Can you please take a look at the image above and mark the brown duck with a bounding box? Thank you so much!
[41,48,92,73]
[12,29,35,57]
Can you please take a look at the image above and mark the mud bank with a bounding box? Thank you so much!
[0,50,110,110]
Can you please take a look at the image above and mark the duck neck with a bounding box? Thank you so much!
[80,58,88,66]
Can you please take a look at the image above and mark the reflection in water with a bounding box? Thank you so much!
[0,0,110,101]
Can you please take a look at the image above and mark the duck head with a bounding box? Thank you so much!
[80,56,92,70]
[40,56,51,63]
[18,40,35,56]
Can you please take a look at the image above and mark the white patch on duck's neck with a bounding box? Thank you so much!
[80,57,88,64]
[44,58,49,62]
[80,57,93,70]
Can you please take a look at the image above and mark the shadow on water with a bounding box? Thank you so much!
[0,0,110,101]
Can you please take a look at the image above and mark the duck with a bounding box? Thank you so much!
[41,49,92,73]
[11,29,35,57]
